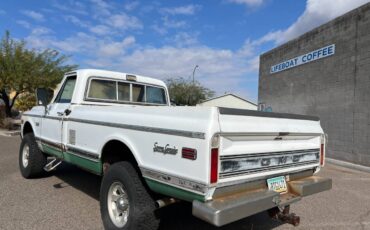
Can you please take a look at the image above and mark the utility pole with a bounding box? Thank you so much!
[192,65,199,84]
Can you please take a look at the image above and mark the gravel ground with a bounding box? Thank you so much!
[1,135,369,230]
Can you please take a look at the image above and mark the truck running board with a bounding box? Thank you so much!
[44,158,62,172]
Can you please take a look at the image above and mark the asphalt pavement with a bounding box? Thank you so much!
[0,135,369,230]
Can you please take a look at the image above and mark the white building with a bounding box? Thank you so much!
[197,94,257,110]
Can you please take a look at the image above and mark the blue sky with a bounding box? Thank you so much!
[0,0,369,102]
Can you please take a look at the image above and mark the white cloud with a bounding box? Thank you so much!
[16,20,31,29]
[25,31,136,60]
[21,10,44,21]
[162,16,186,29]
[89,25,110,35]
[160,4,201,15]
[151,24,167,35]
[90,0,111,16]
[99,36,136,57]
[152,17,187,35]
[116,45,255,99]
[105,13,143,30]
[228,0,264,7]
[257,0,370,45]
[52,0,87,15]
[171,32,199,47]
[65,15,89,28]
[124,1,140,11]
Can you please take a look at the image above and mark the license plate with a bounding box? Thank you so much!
[267,176,287,193]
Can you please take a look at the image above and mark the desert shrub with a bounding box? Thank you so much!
[0,117,16,130]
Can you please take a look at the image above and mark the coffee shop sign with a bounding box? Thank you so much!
[270,44,335,74]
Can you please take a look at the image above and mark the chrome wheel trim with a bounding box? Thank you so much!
[22,144,30,168]
[107,182,130,228]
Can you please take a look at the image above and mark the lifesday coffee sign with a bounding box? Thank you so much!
[270,44,335,74]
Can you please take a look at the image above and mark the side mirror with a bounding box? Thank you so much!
[36,88,54,107]
[170,99,177,106]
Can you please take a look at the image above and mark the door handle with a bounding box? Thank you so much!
[64,109,72,116]
[57,112,64,116]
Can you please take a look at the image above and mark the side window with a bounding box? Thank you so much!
[132,84,145,102]
[118,82,130,101]
[88,79,116,100]
[55,76,77,103]
[146,86,166,104]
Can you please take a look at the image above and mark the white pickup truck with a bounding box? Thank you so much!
[19,69,331,230]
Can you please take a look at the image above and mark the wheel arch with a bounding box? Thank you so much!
[100,138,142,174]
[22,121,34,137]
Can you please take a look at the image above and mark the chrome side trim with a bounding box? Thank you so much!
[36,137,63,151]
[22,114,205,139]
[23,114,62,121]
[66,145,100,162]
[141,167,209,195]
[218,132,322,137]
[35,136,99,162]
[22,114,44,119]
[45,115,62,121]
[67,118,205,139]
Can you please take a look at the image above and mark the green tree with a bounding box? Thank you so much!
[0,31,77,117]
[166,77,215,106]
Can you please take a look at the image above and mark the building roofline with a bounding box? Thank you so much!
[260,2,370,58]
[200,93,257,106]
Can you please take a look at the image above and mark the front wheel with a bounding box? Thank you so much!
[100,162,159,230]
[19,133,47,178]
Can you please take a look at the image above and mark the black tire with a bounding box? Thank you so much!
[19,133,47,178]
[100,162,159,230]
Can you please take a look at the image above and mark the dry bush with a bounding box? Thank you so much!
[1,117,16,130]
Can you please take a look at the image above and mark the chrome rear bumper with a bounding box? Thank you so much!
[192,176,332,227]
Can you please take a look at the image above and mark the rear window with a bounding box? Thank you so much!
[118,82,130,101]
[132,84,145,102]
[86,78,167,105]
[146,86,166,104]
[88,79,116,100]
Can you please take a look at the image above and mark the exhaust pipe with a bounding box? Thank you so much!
[155,198,178,209]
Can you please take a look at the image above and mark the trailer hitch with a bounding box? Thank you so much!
[268,205,300,226]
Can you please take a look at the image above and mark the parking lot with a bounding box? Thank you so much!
[1,135,370,230]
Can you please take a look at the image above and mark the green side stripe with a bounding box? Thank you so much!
[42,145,64,158]
[64,151,102,175]
[42,144,102,175]
[145,178,206,202]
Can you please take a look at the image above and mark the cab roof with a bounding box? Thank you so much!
[66,69,167,88]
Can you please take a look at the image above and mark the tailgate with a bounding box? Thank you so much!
[217,108,324,185]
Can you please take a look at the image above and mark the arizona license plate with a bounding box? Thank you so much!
[267,176,287,193]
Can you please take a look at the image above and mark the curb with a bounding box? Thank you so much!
[0,130,21,137]
[327,158,370,174]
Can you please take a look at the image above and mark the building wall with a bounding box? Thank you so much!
[198,95,257,110]
[258,3,370,166]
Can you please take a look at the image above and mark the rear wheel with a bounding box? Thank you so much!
[100,162,159,230]
[19,133,47,178]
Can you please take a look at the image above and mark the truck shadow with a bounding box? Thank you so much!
[52,163,285,230]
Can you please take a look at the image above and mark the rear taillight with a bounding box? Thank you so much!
[210,148,219,184]
[320,135,326,166]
